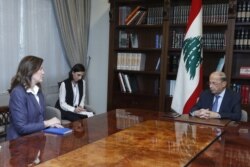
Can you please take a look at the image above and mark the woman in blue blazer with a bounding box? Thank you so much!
[7,55,62,140]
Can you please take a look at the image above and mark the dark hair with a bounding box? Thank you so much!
[9,55,43,93]
[68,64,85,80]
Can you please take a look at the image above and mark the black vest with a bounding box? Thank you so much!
[56,79,84,110]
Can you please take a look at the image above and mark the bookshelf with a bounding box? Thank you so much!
[230,0,250,117]
[107,0,250,117]
[107,0,168,111]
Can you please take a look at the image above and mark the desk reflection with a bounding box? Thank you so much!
[189,123,250,167]
[37,120,222,167]
[9,133,46,167]
[115,109,140,129]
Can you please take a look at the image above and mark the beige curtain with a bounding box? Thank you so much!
[53,0,91,104]
[53,0,90,67]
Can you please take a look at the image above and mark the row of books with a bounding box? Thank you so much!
[168,55,224,73]
[166,80,176,96]
[231,83,250,105]
[236,0,250,23]
[234,28,250,50]
[171,31,225,50]
[171,31,185,49]
[203,33,226,50]
[169,55,179,73]
[118,72,159,95]
[155,34,162,49]
[125,6,147,25]
[118,6,131,25]
[171,3,229,24]
[119,30,162,49]
[118,72,138,93]
[147,7,163,25]
[117,53,145,71]
[119,31,138,48]
[118,6,163,26]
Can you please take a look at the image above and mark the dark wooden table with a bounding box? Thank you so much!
[189,121,250,167]
[0,108,249,167]
[173,114,232,127]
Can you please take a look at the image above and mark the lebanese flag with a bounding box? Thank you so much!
[171,0,203,114]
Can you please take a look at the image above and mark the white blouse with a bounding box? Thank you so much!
[59,80,86,112]
[26,85,40,104]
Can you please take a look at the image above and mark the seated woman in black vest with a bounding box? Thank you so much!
[55,64,94,122]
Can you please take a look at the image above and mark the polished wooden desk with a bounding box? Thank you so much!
[189,121,250,167]
[174,114,232,127]
[38,120,221,167]
[0,109,248,167]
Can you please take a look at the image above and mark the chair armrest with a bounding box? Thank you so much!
[45,106,61,120]
[85,104,96,114]
[241,110,248,122]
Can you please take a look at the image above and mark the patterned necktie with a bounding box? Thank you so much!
[212,95,220,112]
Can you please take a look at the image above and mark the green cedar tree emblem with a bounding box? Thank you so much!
[183,36,202,80]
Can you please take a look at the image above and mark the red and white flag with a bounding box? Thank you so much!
[171,0,203,114]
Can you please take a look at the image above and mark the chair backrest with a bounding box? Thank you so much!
[45,93,59,107]
[44,93,71,125]
[241,110,248,122]
[0,106,10,140]
[44,92,60,120]
[0,106,10,126]
[45,106,61,120]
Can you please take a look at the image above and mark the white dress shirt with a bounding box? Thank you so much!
[59,80,86,112]
[213,89,225,112]
[26,85,40,104]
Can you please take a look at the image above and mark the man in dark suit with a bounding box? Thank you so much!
[190,71,241,121]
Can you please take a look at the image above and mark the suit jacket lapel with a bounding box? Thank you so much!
[29,93,42,114]
[38,92,45,114]
[208,91,214,111]
[219,89,228,112]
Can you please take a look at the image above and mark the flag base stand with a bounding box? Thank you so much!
[161,110,181,118]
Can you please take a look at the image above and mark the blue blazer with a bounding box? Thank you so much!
[7,85,45,140]
[190,89,241,121]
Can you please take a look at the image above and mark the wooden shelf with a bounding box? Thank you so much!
[115,48,162,52]
[117,25,162,29]
[168,48,226,53]
[115,91,159,97]
[231,76,250,80]
[235,22,250,26]
[115,70,160,75]
[170,23,228,27]
[233,50,250,53]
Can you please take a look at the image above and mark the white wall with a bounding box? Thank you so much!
[87,0,110,114]
[0,93,9,106]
